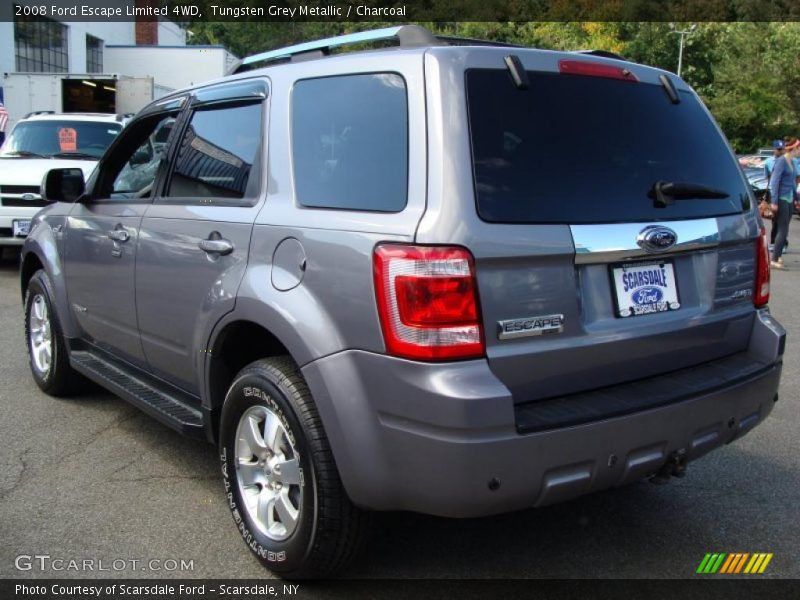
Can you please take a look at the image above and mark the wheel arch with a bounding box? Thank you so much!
[20,250,44,303]
[204,317,298,443]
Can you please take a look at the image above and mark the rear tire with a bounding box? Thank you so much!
[219,357,370,579]
[24,269,82,396]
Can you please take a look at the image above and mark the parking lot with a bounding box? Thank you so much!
[0,229,798,581]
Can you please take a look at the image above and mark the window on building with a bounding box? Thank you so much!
[14,10,68,73]
[86,35,103,73]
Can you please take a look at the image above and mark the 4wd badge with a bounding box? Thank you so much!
[498,314,564,340]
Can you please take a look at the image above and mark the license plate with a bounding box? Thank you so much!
[611,261,680,318]
[12,219,31,237]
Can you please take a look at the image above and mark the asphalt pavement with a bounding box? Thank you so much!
[0,227,798,581]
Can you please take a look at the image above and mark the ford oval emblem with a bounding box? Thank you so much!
[631,286,664,305]
[636,226,677,253]
[21,193,36,201]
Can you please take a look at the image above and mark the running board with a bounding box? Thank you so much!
[70,350,205,439]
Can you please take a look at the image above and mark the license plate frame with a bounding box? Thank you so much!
[610,260,681,318]
[12,219,31,237]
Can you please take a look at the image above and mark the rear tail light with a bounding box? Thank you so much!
[755,226,770,307]
[558,60,639,82]
[373,244,485,361]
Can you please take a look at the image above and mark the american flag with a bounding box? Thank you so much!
[0,101,8,133]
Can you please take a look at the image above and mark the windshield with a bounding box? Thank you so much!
[466,69,749,224]
[0,119,121,159]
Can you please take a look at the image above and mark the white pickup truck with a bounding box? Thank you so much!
[0,112,127,247]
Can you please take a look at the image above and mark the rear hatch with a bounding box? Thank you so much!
[460,54,759,403]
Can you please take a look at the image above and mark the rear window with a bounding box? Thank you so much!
[466,69,749,224]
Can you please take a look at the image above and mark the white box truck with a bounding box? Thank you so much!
[2,73,164,131]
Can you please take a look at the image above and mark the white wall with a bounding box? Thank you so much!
[65,23,136,72]
[158,21,187,46]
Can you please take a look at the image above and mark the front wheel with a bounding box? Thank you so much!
[24,270,81,396]
[219,357,370,579]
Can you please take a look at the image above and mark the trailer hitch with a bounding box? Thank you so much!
[649,450,688,485]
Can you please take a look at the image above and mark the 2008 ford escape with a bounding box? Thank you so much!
[20,26,785,578]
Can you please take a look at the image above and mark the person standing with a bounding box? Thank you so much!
[769,138,800,269]
[764,139,785,179]
[764,139,785,247]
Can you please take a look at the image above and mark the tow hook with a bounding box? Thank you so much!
[649,450,688,485]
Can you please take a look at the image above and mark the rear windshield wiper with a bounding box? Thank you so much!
[650,180,729,208]
[51,152,97,160]
[1,150,49,158]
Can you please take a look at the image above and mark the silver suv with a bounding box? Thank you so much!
[20,26,785,578]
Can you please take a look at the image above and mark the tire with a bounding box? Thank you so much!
[219,357,370,579]
[24,269,82,396]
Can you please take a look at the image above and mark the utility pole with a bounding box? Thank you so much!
[670,24,697,78]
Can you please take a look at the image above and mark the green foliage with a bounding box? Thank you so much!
[187,21,800,152]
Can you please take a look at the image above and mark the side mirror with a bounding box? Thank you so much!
[41,168,86,203]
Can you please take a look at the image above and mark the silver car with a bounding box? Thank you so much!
[20,26,785,578]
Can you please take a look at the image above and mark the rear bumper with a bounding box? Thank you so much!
[302,309,785,518]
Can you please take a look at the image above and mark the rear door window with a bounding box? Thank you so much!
[466,69,749,224]
[166,102,262,201]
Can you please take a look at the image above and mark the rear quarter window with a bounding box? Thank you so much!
[291,73,408,212]
[466,68,749,224]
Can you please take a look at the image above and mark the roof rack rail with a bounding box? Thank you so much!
[115,112,136,121]
[24,110,56,119]
[574,49,628,61]
[232,25,441,74]
[435,35,522,48]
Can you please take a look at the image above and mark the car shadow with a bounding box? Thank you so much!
[0,248,21,272]
[82,392,795,579]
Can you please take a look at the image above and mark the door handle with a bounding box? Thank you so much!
[108,228,130,243]
[199,237,233,256]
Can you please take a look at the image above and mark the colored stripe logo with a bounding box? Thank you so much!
[697,553,773,574]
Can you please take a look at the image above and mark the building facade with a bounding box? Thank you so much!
[0,13,186,77]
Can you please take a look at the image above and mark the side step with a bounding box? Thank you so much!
[70,350,205,439]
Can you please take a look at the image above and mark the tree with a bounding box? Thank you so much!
[187,20,800,151]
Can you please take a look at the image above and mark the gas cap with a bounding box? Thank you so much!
[271,238,306,291]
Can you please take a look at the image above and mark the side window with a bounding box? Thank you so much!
[291,73,408,212]
[166,102,262,201]
[107,114,177,200]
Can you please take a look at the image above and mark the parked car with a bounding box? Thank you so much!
[20,26,785,579]
[0,112,128,247]
[738,154,768,169]
[743,166,769,202]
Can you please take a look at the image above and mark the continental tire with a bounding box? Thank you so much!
[219,356,370,579]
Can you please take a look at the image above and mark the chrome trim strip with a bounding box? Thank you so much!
[0,193,43,200]
[570,218,720,265]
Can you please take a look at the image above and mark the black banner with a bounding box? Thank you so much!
[3,0,800,23]
[3,579,800,600]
